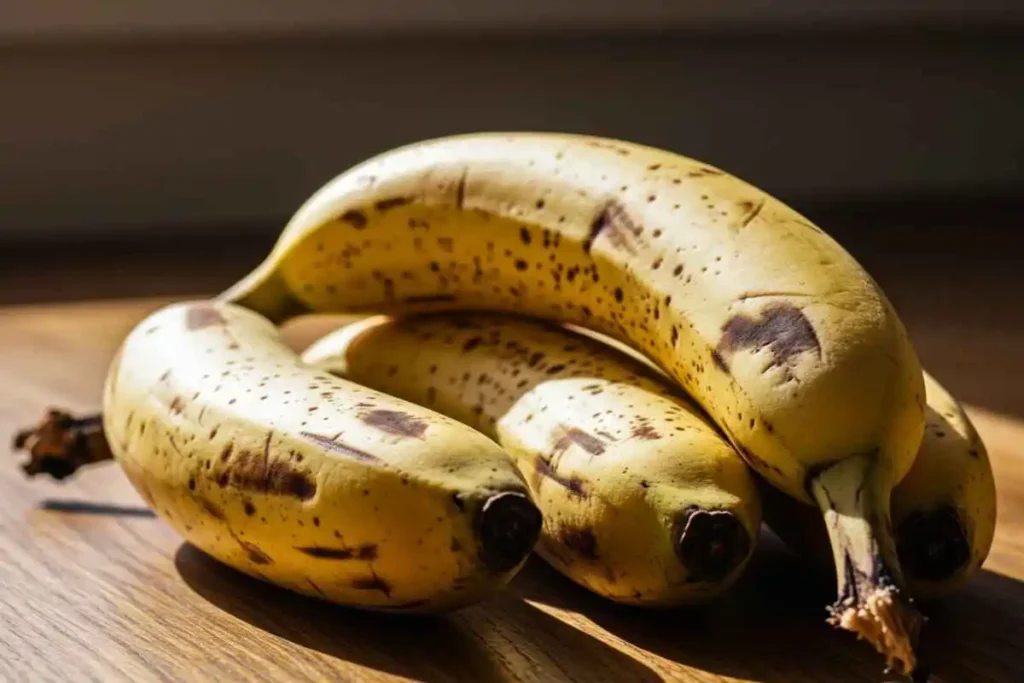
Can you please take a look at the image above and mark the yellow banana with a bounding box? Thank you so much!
[761,371,996,600]
[222,132,926,672]
[14,301,541,613]
[302,312,761,606]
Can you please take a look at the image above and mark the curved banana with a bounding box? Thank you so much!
[51,300,542,612]
[762,371,997,600]
[222,133,926,671]
[302,313,761,606]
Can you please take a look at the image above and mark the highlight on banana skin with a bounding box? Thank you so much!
[11,133,995,680]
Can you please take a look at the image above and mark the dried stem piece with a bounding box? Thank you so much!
[12,409,112,480]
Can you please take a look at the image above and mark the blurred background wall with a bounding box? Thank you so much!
[1,2,1022,415]
[1,1,1022,240]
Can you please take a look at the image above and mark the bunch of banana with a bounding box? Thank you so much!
[10,132,996,679]
[299,313,994,604]
[302,313,761,606]
[15,301,543,612]
[219,132,928,674]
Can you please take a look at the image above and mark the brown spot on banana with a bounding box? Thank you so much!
[295,544,379,560]
[630,423,661,441]
[688,166,724,178]
[224,435,317,500]
[583,200,642,255]
[455,168,468,209]
[230,529,273,565]
[560,527,599,561]
[301,432,381,464]
[735,198,766,229]
[715,303,821,372]
[374,196,413,211]
[710,349,729,373]
[350,575,392,597]
[229,455,316,500]
[241,543,273,565]
[534,457,589,498]
[185,304,226,331]
[339,209,368,229]
[360,409,428,439]
[552,426,606,455]
[199,497,226,520]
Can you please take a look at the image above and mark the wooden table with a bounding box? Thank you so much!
[1,296,1022,682]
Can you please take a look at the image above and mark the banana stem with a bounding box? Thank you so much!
[11,409,112,480]
[810,452,924,677]
[218,267,309,325]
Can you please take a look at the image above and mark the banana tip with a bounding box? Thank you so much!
[477,491,543,574]
[675,508,751,581]
[896,506,971,583]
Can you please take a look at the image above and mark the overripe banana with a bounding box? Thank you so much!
[221,133,926,672]
[761,371,996,600]
[14,301,542,612]
[302,312,761,606]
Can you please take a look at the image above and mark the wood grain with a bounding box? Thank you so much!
[1,297,1022,683]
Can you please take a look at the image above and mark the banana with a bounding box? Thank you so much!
[302,312,761,606]
[761,371,996,600]
[221,132,926,672]
[14,301,542,613]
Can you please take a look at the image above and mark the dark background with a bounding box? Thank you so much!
[3,5,1023,239]
[1,3,1022,415]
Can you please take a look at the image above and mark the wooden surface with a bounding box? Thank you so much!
[1,296,1023,683]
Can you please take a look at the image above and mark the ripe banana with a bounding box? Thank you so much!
[761,371,996,600]
[221,133,926,672]
[302,312,762,606]
[15,301,542,613]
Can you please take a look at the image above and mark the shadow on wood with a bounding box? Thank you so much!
[513,532,1024,683]
[918,568,1024,683]
[512,535,871,683]
[39,499,156,518]
[174,542,661,683]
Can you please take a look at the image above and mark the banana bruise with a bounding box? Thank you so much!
[222,133,926,672]
[761,371,997,600]
[100,301,541,612]
[302,313,762,606]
